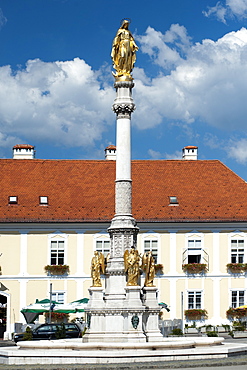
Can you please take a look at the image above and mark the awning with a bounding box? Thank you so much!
[21,298,89,323]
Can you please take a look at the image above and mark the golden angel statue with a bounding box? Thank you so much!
[111,19,138,79]
[124,247,140,286]
[142,251,155,287]
[91,251,105,287]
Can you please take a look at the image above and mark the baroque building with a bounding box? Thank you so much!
[0,144,247,338]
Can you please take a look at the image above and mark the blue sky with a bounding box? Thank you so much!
[1,1,247,180]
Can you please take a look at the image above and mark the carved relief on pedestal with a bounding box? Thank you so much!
[113,234,122,257]
[108,228,138,259]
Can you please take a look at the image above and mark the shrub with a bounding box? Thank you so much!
[170,328,183,336]
[23,326,33,341]
[81,326,87,337]
[207,331,218,337]
[232,321,245,331]
[55,323,66,339]
[222,324,231,332]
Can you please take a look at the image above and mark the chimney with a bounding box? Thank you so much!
[105,145,116,160]
[13,144,35,159]
[182,145,198,160]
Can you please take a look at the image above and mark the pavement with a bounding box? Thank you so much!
[0,337,246,369]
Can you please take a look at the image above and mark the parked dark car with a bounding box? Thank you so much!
[13,323,81,343]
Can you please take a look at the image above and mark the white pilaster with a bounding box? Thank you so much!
[18,279,27,322]
[212,277,221,323]
[170,278,177,319]
[169,231,177,274]
[76,232,85,276]
[212,231,220,274]
[19,232,28,276]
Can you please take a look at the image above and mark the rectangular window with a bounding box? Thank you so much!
[144,240,158,263]
[40,196,48,205]
[9,196,18,204]
[96,240,110,258]
[188,291,202,309]
[231,240,244,263]
[188,240,202,263]
[169,196,178,205]
[231,290,245,308]
[50,240,65,265]
[52,292,64,304]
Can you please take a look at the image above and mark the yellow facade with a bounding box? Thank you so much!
[0,224,247,339]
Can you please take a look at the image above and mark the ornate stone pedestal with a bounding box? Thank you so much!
[142,287,163,342]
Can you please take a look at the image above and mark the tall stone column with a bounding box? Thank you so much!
[83,20,146,343]
[105,78,139,305]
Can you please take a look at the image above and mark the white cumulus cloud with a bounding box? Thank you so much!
[137,24,191,69]
[2,24,247,163]
[228,138,247,163]
[134,27,247,133]
[203,0,247,23]
[0,58,114,148]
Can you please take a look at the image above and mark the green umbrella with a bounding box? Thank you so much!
[21,299,60,323]
[54,298,89,313]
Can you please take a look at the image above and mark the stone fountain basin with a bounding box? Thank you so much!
[18,336,224,350]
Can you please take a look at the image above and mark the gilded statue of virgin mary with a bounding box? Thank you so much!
[111,20,138,79]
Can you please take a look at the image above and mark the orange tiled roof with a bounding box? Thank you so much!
[0,159,246,223]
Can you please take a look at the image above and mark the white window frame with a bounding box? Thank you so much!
[9,196,18,204]
[187,290,203,310]
[230,290,246,308]
[40,196,48,205]
[48,232,68,265]
[94,233,111,258]
[142,232,160,264]
[228,232,246,264]
[51,291,65,304]
[184,232,204,264]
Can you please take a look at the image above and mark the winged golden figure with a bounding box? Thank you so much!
[91,251,105,287]
[142,251,155,287]
[124,247,140,286]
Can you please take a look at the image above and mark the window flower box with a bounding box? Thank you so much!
[182,263,207,274]
[155,264,164,274]
[185,309,208,320]
[226,263,247,274]
[44,312,69,323]
[44,265,69,276]
[226,307,247,319]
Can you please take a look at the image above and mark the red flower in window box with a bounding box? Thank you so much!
[226,307,247,319]
[44,265,69,275]
[226,263,247,274]
[185,309,208,320]
[182,263,207,274]
[154,264,164,274]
